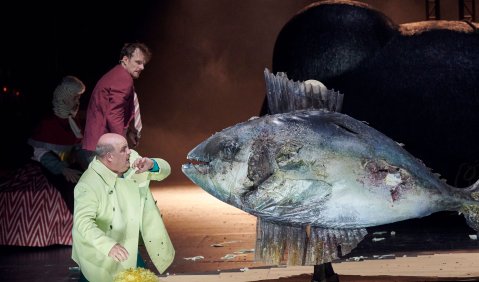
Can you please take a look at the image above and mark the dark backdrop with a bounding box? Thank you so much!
[0,0,475,184]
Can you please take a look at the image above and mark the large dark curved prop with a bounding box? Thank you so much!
[266,0,479,188]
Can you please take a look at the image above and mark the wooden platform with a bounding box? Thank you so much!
[1,184,479,282]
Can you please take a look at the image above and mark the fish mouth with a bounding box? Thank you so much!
[182,155,210,175]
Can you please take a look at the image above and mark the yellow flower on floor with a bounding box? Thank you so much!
[114,267,159,282]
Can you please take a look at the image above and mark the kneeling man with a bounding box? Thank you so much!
[72,133,174,281]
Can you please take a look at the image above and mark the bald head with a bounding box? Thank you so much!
[95,133,131,175]
[96,133,124,158]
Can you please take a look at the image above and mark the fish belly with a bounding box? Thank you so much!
[316,180,445,228]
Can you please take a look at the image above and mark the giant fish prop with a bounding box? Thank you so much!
[183,70,479,265]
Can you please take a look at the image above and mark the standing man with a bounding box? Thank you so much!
[81,42,151,164]
[72,133,174,281]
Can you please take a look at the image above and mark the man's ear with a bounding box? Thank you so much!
[120,56,128,66]
[106,152,113,163]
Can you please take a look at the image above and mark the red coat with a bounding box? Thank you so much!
[82,65,135,151]
[31,113,82,147]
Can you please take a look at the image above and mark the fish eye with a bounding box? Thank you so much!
[221,139,240,160]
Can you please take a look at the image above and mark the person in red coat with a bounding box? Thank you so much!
[81,42,151,164]
[27,75,86,213]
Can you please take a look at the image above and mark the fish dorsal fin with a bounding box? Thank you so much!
[264,68,344,114]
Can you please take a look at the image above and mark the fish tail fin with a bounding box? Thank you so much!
[459,179,479,232]
[255,218,367,265]
[264,68,344,114]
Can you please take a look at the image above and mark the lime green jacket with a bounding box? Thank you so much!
[72,150,174,282]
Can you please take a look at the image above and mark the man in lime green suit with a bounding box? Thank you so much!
[72,133,174,281]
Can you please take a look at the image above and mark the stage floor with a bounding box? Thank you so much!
[1,184,479,281]
[155,185,479,282]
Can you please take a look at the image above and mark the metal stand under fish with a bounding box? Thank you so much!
[181,69,479,267]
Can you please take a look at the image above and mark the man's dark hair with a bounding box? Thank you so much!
[120,42,152,63]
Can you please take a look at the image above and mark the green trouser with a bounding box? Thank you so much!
[79,251,147,282]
